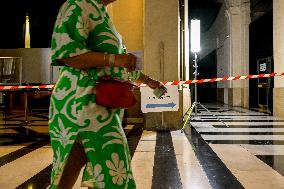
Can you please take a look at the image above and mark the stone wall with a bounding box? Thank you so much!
[273,0,284,117]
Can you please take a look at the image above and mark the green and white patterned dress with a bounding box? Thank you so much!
[48,0,138,188]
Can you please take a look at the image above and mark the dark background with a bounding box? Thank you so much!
[188,0,273,108]
[249,10,273,112]
[0,0,65,48]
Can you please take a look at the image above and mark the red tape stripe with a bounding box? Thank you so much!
[171,81,180,85]
[11,86,19,89]
[197,79,205,83]
[184,80,193,84]
[233,76,241,80]
[162,82,168,85]
[209,78,217,82]
[0,72,283,90]
[258,74,265,78]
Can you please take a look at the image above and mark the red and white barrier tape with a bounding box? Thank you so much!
[0,85,54,91]
[159,72,284,86]
[0,72,283,90]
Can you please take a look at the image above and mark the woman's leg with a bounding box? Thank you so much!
[58,140,87,189]
[48,67,87,188]
[78,110,136,188]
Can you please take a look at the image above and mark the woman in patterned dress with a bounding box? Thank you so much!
[48,0,163,188]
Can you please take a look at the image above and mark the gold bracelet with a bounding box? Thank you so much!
[109,54,115,67]
[103,52,107,66]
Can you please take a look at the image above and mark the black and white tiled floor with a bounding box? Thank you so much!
[191,104,284,189]
[0,105,284,189]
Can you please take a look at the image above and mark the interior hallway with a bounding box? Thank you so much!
[0,104,284,189]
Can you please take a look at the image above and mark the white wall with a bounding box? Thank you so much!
[0,48,60,84]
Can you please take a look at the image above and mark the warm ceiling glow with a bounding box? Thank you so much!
[25,15,30,48]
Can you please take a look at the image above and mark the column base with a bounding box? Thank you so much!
[228,87,249,108]
[217,88,224,103]
[273,88,284,117]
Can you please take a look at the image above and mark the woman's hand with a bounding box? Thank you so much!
[146,78,164,90]
[115,53,136,72]
[137,73,165,90]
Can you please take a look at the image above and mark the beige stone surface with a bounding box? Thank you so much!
[0,146,27,157]
[210,144,284,189]
[108,0,143,51]
[0,146,53,189]
[228,87,249,107]
[273,88,284,118]
[144,0,180,81]
[274,0,284,88]
[144,112,162,130]
[229,88,241,106]
[273,0,284,117]
[132,131,156,189]
[171,131,212,189]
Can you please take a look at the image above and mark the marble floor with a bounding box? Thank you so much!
[190,104,284,189]
[0,104,284,189]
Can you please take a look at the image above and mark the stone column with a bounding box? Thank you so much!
[144,0,180,80]
[144,0,182,130]
[225,0,250,107]
[273,0,284,117]
[240,1,250,108]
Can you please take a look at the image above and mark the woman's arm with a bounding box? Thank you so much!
[61,51,163,89]
[59,52,136,71]
[136,73,165,90]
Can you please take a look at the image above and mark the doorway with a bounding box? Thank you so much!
[249,10,273,114]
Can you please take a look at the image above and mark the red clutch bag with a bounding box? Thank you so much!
[96,77,137,109]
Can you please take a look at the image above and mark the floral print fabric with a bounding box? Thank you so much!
[48,0,137,188]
